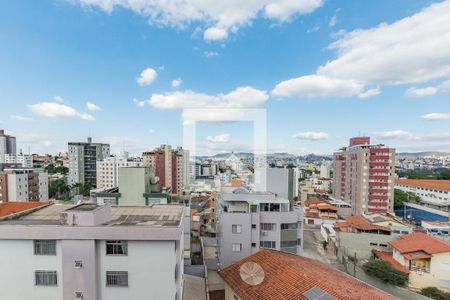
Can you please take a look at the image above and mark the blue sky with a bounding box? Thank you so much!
[0,0,449,155]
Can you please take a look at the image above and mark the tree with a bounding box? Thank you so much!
[421,287,450,300]
[394,189,420,207]
[49,179,70,199]
[362,260,409,287]
[437,169,450,180]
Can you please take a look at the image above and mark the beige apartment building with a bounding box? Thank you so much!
[333,137,396,215]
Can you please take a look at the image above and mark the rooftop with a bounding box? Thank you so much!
[390,232,450,255]
[0,202,49,218]
[218,249,395,300]
[334,215,391,233]
[0,203,183,227]
[373,250,409,273]
[395,179,450,191]
[219,192,289,204]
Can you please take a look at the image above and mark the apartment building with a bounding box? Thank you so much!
[333,137,396,215]
[0,129,16,164]
[395,179,450,208]
[4,153,33,168]
[216,191,303,268]
[263,167,298,204]
[0,168,48,202]
[68,137,110,188]
[96,156,142,189]
[142,145,185,194]
[0,203,185,300]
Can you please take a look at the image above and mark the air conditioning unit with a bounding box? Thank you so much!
[261,231,268,236]
[75,292,83,299]
[74,260,83,268]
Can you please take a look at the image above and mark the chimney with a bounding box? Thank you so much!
[87,137,92,143]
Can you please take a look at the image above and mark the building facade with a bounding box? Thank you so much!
[4,153,33,168]
[142,145,185,194]
[68,137,110,188]
[0,203,185,300]
[263,167,298,204]
[96,156,142,189]
[395,179,450,208]
[333,137,396,215]
[216,192,303,268]
[0,129,16,164]
[0,168,48,202]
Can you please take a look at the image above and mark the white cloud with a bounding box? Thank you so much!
[86,101,101,111]
[207,134,230,143]
[358,87,381,98]
[171,78,183,88]
[204,27,228,41]
[329,15,337,27]
[405,87,438,97]
[74,0,323,41]
[274,1,450,99]
[306,25,320,33]
[422,113,450,121]
[29,102,95,121]
[375,130,416,140]
[133,98,146,107]
[204,51,219,58]
[148,128,156,134]
[293,131,328,140]
[318,1,450,85]
[137,67,157,86]
[182,109,247,124]
[149,86,268,109]
[272,75,364,98]
[10,115,33,121]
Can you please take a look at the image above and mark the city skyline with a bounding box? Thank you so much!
[1,0,450,155]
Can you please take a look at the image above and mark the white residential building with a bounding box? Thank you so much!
[395,179,450,208]
[4,153,33,168]
[96,156,142,189]
[0,168,48,202]
[0,203,185,300]
[216,191,303,268]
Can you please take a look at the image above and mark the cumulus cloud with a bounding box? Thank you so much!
[272,75,365,98]
[329,15,337,27]
[405,87,438,97]
[375,130,416,140]
[10,115,33,121]
[422,113,450,121]
[358,87,381,98]
[53,96,64,102]
[207,134,230,143]
[137,67,157,86]
[86,101,101,111]
[73,0,323,41]
[274,1,450,98]
[293,131,328,140]
[133,98,146,107]
[29,102,95,121]
[171,78,183,88]
[204,51,219,58]
[149,86,268,109]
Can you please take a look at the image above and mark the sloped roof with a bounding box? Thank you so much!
[218,249,395,300]
[334,215,391,232]
[395,179,450,191]
[390,232,450,255]
[0,202,48,218]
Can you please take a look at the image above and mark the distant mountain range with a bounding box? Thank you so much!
[397,152,450,158]
[195,152,332,162]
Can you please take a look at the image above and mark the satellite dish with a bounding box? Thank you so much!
[239,261,265,286]
[151,176,160,184]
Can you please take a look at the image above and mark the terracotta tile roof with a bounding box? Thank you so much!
[0,202,48,218]
[305,197,327,206]
[218,249,395,300]
[373,250,409,273]
[316,203,338,212]
[390,232,450,255]
[395,179,450,191]
[334,215,391,232]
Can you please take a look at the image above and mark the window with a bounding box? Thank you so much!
[106,271,128,287]
[250,205,257,213]
[369,242,378,246]
[251,224,256,229]
[232,243,242,252]
[260,223,275,231]
[260,241,276,248]
[35,271,57,286]
[34,240,56,255]
[297,238,302,246]
[106,240,128,255]
[251,243,256,247]
[232,224,242,234]
[74,260,83,268]
[281,223,297,230]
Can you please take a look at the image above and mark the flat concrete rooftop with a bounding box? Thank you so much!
[0,203,184,227]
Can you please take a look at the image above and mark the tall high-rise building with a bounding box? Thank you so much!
[142,145,186,194]
[0,130,16,164]
[68,137,110,188]
[96,156,142,189]
[332,137,396,215]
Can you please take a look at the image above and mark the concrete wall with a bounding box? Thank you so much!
[337,232,396,260]
[409,252,450,292]
[0,240,63,300]
[118,167,149,206]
